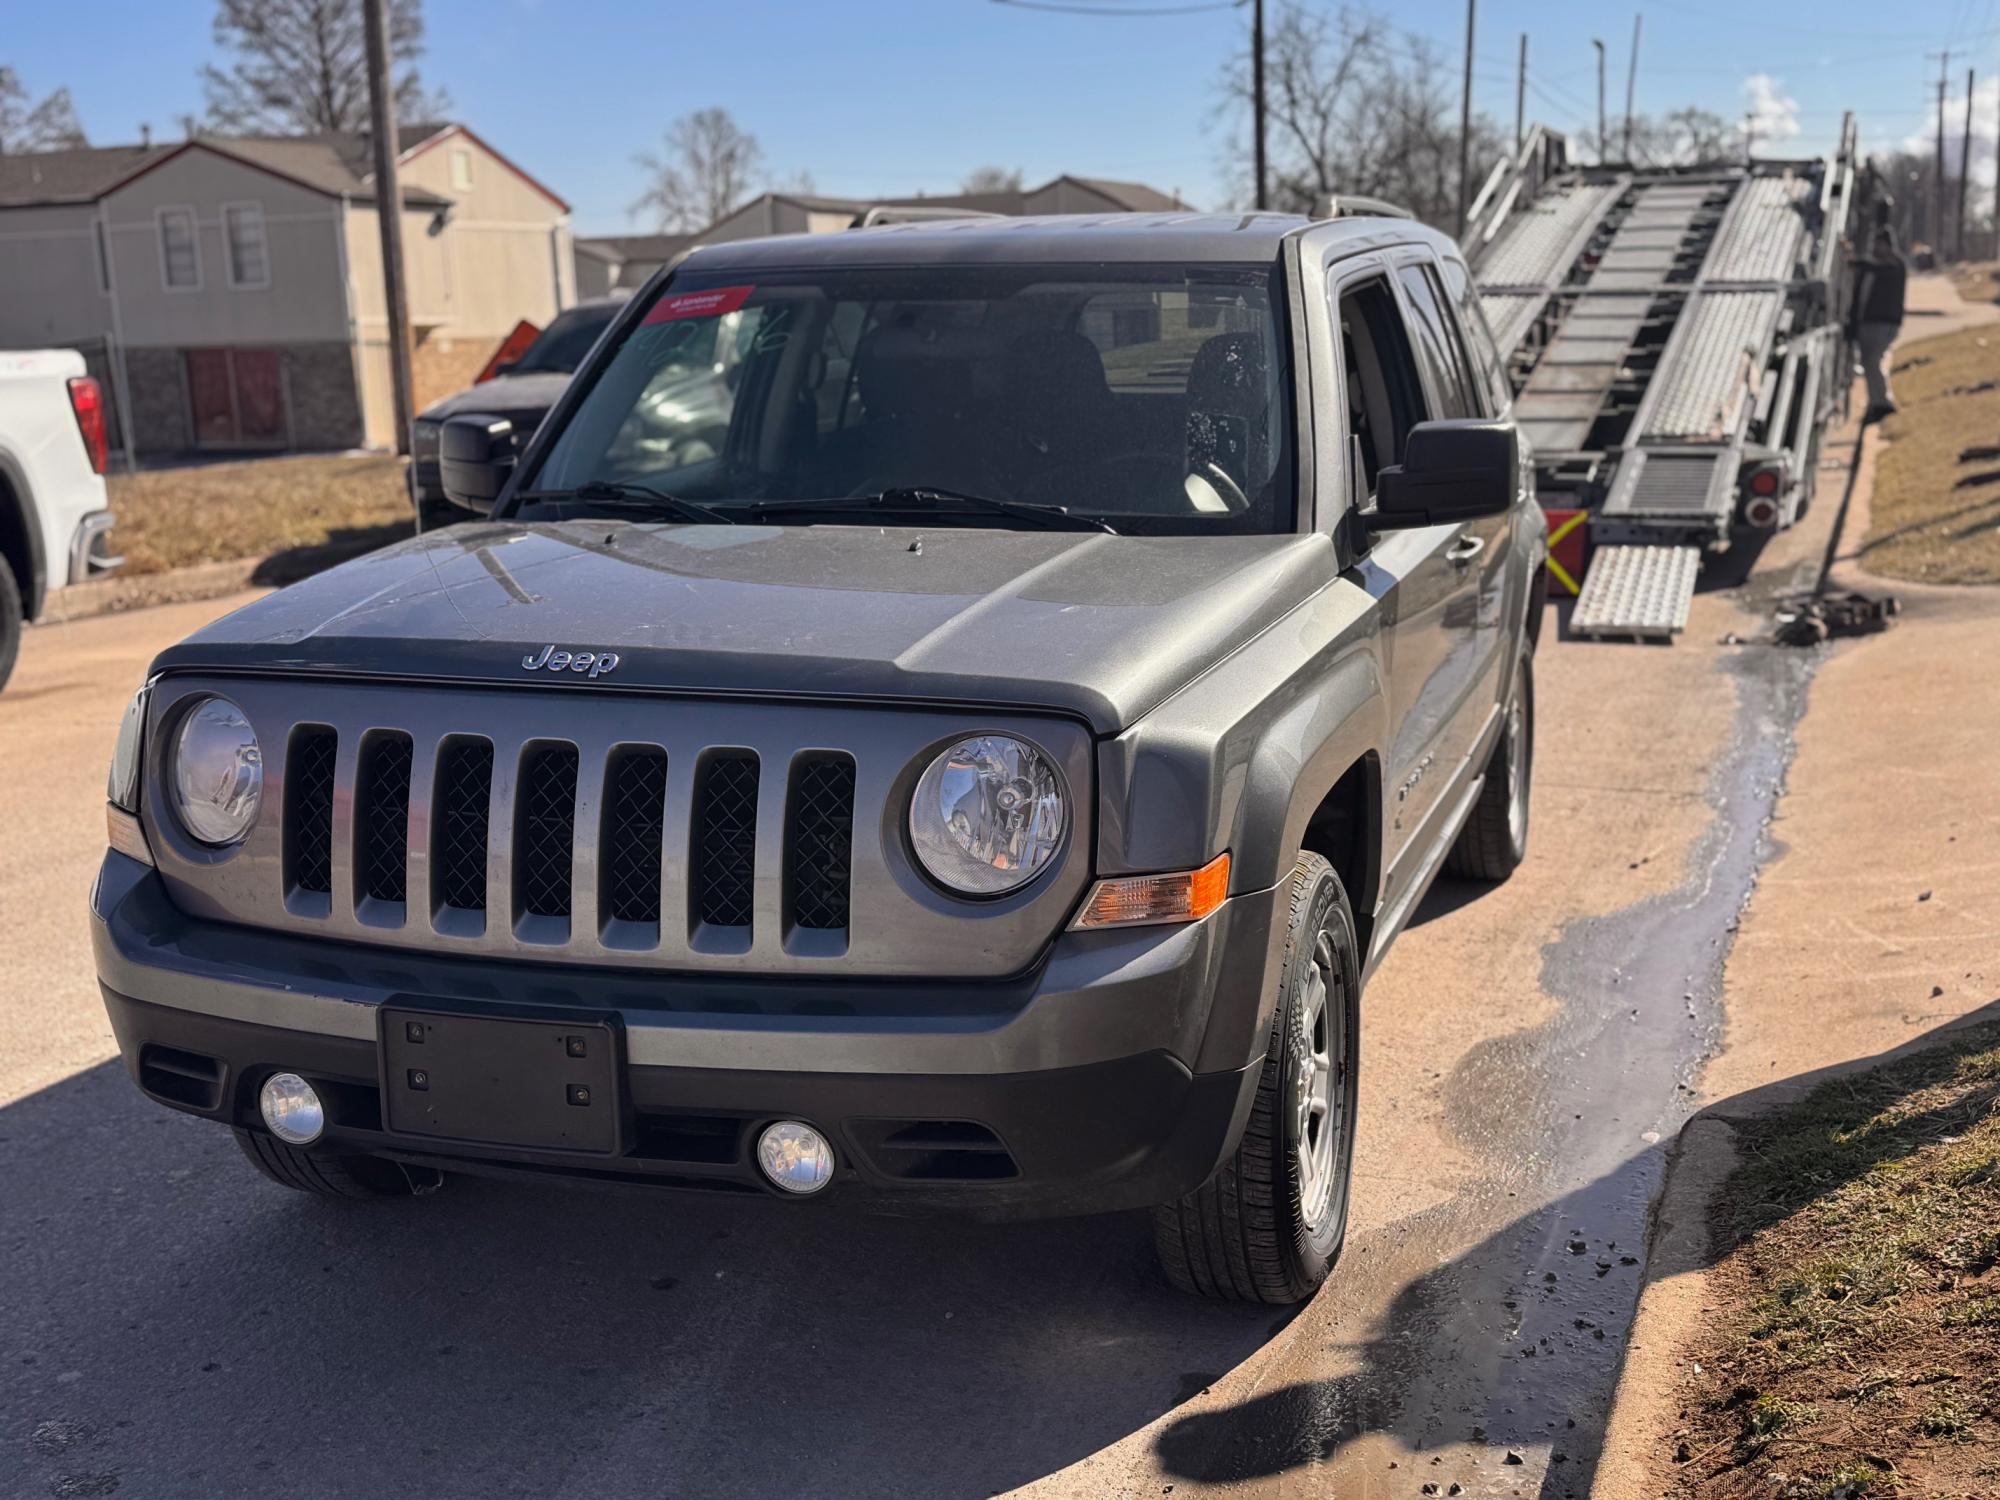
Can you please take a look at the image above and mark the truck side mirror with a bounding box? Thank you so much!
[1367,419,1517,531]
[439,414,515,514]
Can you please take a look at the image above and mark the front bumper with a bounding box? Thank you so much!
[92,853,1284,1218]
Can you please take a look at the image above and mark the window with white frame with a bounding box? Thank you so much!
[158,207,200,290]
[451,148,473,190]
[223,203,270,288]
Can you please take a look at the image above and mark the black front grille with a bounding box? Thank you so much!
[603,748,668,924]
[357,734,412,903]
[284,727,336,894]
[693,754,759,929]
[434,740,493,911]
[516,744,579,919]
[787,756,855,932]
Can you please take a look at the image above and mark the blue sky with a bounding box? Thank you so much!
[9,0,1993,233]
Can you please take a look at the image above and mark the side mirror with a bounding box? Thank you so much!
[439,414,515,514]
[1367,419,1518,531]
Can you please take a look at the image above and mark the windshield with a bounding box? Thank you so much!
[511,303,622,375]
[513,263,1295,535]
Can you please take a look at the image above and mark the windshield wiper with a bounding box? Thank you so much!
[514,480,738,526]
[749,486,1119,534]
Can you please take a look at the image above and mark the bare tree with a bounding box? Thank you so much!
[1219,3,1502,230]
[632,108,765,232]
[1597,107,1736,168]
[0,66,87,153]
[961,165,1025,193]
[200,0,448,136]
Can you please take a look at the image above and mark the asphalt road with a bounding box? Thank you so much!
[0,483,1845,1498]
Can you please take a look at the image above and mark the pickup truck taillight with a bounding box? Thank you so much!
[67,376,109,475]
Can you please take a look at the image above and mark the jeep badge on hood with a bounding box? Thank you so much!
[522,644,620,678]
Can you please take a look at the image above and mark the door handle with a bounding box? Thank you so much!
[1446,535,1486,566]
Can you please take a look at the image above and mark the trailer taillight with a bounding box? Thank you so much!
[67,376,108,475]
[1746,467,1781,498]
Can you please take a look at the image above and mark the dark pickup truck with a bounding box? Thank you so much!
[95,212,1543,1303]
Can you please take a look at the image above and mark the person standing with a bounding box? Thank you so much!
[1850,229,1908,422]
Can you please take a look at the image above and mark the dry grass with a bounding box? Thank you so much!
[1858,324,2000,586]
[1667,1024,2000,1498]
[106,453,412,576]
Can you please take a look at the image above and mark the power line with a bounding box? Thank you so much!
[987,0,1239,15]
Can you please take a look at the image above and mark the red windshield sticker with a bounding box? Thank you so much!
[642,284,755,324]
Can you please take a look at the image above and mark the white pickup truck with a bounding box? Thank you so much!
[0,349,119,690]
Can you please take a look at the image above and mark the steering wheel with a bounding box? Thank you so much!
[1188,460,1250,514]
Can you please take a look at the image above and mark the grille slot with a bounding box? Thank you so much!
[356,733,412,906]
[602,748,668,926]
[283,727,337,896]
[433,739,493,914]
[787,755,855,933]
[693,753,760,930]
[850,1120,1019,1182]
[515,743,580,921]
[137,1044,224,1111]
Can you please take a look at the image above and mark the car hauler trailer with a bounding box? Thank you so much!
[1463,116,1862,639]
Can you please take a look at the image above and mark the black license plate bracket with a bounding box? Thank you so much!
[381,1008,621,1154]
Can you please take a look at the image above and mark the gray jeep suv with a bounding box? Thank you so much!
[94,213,1544,1303]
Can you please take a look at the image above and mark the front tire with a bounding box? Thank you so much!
[1445,651,1533,882]
[1152,852,1360,1304]
[0,561,22,693]
[233,1128,442,1199]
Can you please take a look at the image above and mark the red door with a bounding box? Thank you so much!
[184,349,287,447]
[185,350,236,445]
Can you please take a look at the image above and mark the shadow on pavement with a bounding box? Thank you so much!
[1149,998,2000,1498]
[1,1057,1273,1498]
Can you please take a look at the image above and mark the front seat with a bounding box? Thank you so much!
[996,330,1114,489]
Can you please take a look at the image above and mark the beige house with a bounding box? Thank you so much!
[0,124,573,456]
[574,175,1193,296]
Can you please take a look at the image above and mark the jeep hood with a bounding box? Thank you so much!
[152,521,1335,734]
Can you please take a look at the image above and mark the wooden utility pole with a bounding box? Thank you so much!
[363,0,415,458]
[1744,110,1756,165]
[1931,51,1950,257]
[1456,0,1476,236]
[1957,68,1975,262]
[1252,0,1267,211]
[1515,33,1528,153]
[1592,39,1607,162]
[1622,14,1642,162]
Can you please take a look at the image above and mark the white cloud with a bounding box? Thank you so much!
[1899,74,2000,190]
[1743,74,1802,143]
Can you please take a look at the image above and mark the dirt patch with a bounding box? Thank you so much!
[1665,1023,2000,1498]
[1856,325,2000,585]
[1946,262,2000,308]
[106,453,411,576]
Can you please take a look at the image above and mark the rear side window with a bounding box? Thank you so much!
[1439,257,1514,415]
[1396,264,1478,419]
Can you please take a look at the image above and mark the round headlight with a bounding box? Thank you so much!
[908,734,1066,896]
[172,696,262,845]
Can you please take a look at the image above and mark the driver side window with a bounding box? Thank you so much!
[1333,275,1428,505]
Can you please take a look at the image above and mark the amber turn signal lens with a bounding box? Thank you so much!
[1071,852,1231,930]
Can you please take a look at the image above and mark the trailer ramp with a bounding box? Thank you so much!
[1569,544,1702,640]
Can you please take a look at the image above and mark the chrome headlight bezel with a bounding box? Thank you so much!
[906,733,1069,898]
[169,694,264,847]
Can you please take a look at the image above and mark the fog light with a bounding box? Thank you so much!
[756,1120,835,1195]
[260,1072,325,1145]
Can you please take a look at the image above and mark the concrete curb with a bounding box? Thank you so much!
[37,528,410,625]
[39,556,268,623]
[1592,1115,1742,1499]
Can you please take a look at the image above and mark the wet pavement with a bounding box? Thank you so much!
[4,493,1839,1497]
